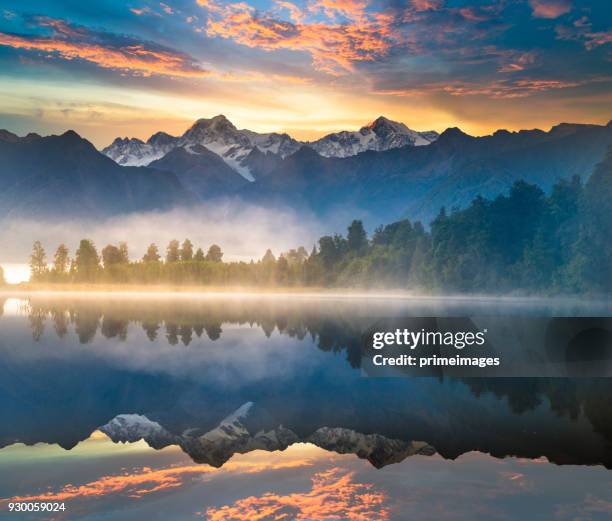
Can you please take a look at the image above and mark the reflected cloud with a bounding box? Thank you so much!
[204,467,389,521]
[3,453,314,503]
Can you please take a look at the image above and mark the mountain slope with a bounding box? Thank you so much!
[244,121,612,224]
[308,116,438,157]
[0,130,195,219]
[102,131,178,166]
[103,115,302,181]
[148,144,249,198]
[101,115,438,179]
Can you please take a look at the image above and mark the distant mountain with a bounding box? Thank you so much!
[2,120,610,225]
[243,121,612,224]
[148,143,248,198]
[308,116,438,158]
[103,115,302,181]
[0,130,194,219]
[101,115,438,180]
[102,131,178,167]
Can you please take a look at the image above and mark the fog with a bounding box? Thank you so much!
[0,202,329,269]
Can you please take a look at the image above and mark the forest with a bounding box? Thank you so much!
[19,150,612,294]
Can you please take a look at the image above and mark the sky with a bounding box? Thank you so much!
[0,0,610,147]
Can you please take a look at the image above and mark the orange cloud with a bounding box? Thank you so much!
[308,0,370,21]
[528,0,571,19]
[2,458,313,504]
[374,77,590,99]
[204,467,389,521]
[498,51,537,73]
[203,1,399,75]
[411,0,442,12]
[442,78,584,98]
[0,17,208,78]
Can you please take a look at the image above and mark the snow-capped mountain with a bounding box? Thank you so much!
[308,116,439,158]
[99,403,436,469]
[101,115,438,180]
[102,131,178,166]
[102,115,301,181]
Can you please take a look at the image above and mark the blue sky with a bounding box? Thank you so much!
[0,0,610,146]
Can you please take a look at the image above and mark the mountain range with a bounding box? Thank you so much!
[102,115,439,180]
[0,116,610,225]
[100,404,435,469]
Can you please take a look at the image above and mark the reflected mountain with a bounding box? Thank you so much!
[2,294,612,470]
[100,405,435,469]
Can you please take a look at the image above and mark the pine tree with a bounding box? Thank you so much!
[347,220,367,253]
[52,244,69,278]
[194,248,205,262]
[166,240,180,263]
[181,239,194,261]
[75,239,100,282]
[29,241,48,281]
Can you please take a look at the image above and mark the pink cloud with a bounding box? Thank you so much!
[528,0,571,19]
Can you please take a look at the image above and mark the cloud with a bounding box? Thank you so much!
[204,467,389,521]
[373,77,591,99]
[555,17,612,50]
[411,0,443,12]
[308,0,370,21]
[498,51,537,73]
[0,16,209,78]
[528,0,571,19]
[2,458,313,503]
[202,0,400,75]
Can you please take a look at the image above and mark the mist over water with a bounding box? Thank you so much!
[0,201,330,267]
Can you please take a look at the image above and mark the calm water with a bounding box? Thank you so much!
[1,292,612,520]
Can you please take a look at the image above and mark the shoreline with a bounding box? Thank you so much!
[0,284,606,305]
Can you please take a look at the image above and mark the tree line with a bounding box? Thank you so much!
[25,150,612,294]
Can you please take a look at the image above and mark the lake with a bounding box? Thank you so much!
[1,292,612,520]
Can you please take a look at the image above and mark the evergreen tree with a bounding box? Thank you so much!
[166,240,180,263]
[75,239,100,282]
[276,256,289,285]
[29,241,48,281]
[143,243,161,262]
[52,244,70,276]
[181,239,194,261]
[194,248,205,262]
[262,249,275,263]
[347,220,368,253]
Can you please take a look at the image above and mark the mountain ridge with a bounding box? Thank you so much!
[101,114,439,179]
[1,120,610,225]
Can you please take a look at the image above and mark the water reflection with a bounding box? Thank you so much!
[1,293,612,472]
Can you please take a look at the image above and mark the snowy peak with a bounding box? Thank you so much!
[98,404,436,469]
[182,115,248,147]
[308,116,439,158]
[101,115,438,175]
[102,133,178,167]
[367,115,410,133]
